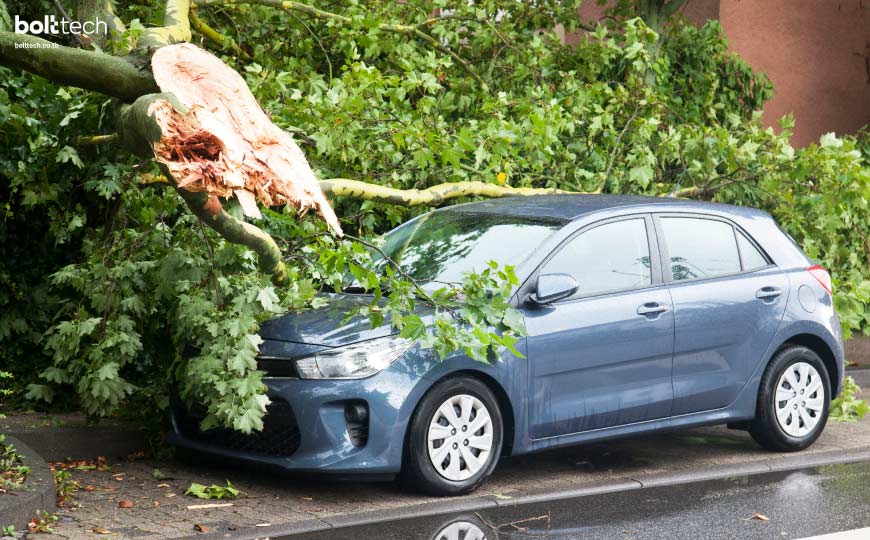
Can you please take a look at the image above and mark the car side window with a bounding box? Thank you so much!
[661,217,741,281]
[543,218,652,298]
[737,231,769,271]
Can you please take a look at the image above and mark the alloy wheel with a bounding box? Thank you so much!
[774,361,825,438]
[427,394,494,481]
[433,520,486,540]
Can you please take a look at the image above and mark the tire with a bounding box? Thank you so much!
[401,376,503,496]
[749,345,831,452]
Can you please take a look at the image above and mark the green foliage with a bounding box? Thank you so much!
[52,469,80,505]
[27,511,56,534]
[0,2,9,33]
[0,434,30,490]
[185,480,239,500]
[0,1,867,434]
[1,525,15,538]
[830,376,870,422]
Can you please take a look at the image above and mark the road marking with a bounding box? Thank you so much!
[794,527,870,539]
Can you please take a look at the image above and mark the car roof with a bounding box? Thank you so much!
[439,194,768,222]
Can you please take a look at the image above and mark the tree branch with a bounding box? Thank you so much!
[319,178,572,206]
[51,0,89,48]
[117,92,291,285]
[191,0,487,89]
[139,0,193,49]
[180,189,290,285]
[189,8,250,60]
[77,134,120,146]
[0,31,159,101]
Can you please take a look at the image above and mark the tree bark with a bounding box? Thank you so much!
[634,0,686,86]
[319,179,572,206]
[138,0,192,49]
[76,0,126,47]
[117,92,291,285]
[0,31,158,101]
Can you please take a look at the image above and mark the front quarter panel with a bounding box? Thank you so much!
[419,340,529,456]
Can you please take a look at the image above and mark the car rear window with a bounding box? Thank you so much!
[737,232,769,270]
[661,217,741,281]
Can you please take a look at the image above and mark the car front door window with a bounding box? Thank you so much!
[543,218,652,298]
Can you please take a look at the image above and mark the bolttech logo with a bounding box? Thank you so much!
[14,15,107,36]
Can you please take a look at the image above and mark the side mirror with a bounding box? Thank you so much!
[531,273,579,305]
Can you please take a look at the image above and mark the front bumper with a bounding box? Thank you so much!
[168,357,428,475]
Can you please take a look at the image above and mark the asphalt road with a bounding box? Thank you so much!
[285,460,870,540]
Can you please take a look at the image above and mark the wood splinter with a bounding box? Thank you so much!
[147,43,341,235]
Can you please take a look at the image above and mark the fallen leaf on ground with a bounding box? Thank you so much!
[92,527,112,534]
[301,497,313,501]
[165,493,176,498]
[152,468,172,480]
[127,450,146,461]
[491,493,513,500]
[185,481,240,500]
[749,513,769,522]
[187,503,234,510]
[255,522,271,527]
[157,483,171,488]
[118,500,135,509]
[194,524,208,533]
[85,485,95,492]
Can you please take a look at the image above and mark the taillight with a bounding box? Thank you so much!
[808,265,833,295]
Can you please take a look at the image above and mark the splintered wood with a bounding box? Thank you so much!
[148,43,341,234]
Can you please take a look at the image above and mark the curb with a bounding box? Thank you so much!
[2,424,147,462]
[0,436,55,532]
[180,446,870,540]
[846,367,870,389]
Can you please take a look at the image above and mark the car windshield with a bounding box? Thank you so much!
[374,212,562,289]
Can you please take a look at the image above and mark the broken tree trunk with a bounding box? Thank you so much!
[147,43,340,233]
[114,43,342,285]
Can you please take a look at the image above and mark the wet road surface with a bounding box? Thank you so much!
[284,460,870,540]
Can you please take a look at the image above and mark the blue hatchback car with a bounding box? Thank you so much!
[170,195,845,495]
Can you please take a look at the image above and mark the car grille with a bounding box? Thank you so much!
[175,397,301,457]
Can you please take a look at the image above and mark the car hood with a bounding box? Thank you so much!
[258,292,432,347]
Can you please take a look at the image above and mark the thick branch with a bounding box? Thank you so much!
[180,190,289,285]
[118,92,289,285]
[0,32,158,101]
[319,179,572,206]
[192,0,486,88]
[139,0,192,49]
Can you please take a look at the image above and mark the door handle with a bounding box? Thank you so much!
[637,303,669,316]
[756,287,783,300]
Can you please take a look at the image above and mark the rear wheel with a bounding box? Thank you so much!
[750,346,830,452]
[401,377,503,496]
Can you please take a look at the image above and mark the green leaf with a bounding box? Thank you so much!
[56,146,84,168]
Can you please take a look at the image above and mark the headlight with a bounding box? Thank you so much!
[294,335,413,379]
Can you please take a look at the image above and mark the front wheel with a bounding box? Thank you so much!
[401,377,503,496]
[750,346,830,452]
